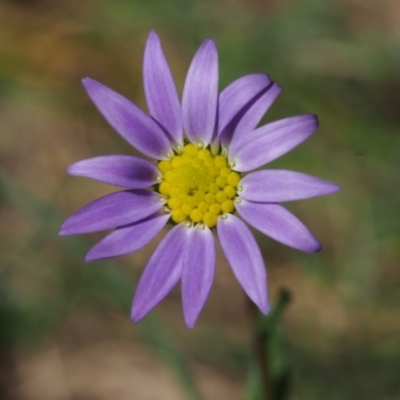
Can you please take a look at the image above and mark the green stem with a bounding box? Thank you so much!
[248,288,292,400]
[247,297,272,400]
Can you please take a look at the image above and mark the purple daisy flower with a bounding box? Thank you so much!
[60,31,340,328]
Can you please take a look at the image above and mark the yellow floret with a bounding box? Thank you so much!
[221,199,235,213]
[214,156,227,168]
[171,156,183,168]
[158,160,172,173]
[181,153,191,163]
[186,195,197,207]
[183,143,198,156]
[205,193,216,204]
[194,191,205,202]
[227,172,241,186]
[223,185,236,199]
[182,204,193,216]
[167,198,181,210]
[203,212,218,228]
[216,176,227,188]
[219,167,231,177]
[209,183,219,193]
[170,187,181,198]
[191,159,202,169]
[209,166,220,176]
[172,209,186,223]
[216,191,227,203]
[190,209,203,223]
[164,170,175,182]
[197,149,211,160]
[198,201,209,212]
[209,203,221,215]
[159,181,171,195]
[203,158,214,167]
[156,144,241,227]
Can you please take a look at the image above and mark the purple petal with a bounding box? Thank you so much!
[59,189,163,235]
[143,31,183,146]
[182,39,218,146]
[181,226,215,328]
[217,214,268,314]
[230,115,318,172]
[240,169,341,202]
[85,212,169,262]
[226,83,282,149]
[67,155,160,188]
[236,200,321,253]
[82,78,172,159]
[131,223,189,322]
[217,73,272,147]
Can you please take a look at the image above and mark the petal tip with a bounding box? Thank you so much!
[130,314,140,324]
[146,30,161,47]
[81,77,93,87]
[319,181,342,196]
[81,77,99,95]
[313,241,323,253]
[302,237,322,253]
[262,72,272,82]
[312,114,319,127]
[255,293,269,315]
[185,321,196,329]
[199,38,217,55]
[203,37,216,46]
[66,163,78,175]
[81,77,105,97]
[183,312,199,329]
[303,113,319,129]
[260,301,270,315]
[58,220,72,235]
[131,308,144,324]
[84,251,97,263]
[332,183,342,193]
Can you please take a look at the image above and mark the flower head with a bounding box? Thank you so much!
[60,31,340,328]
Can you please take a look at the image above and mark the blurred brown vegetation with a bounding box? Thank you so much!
[1,0,400,399]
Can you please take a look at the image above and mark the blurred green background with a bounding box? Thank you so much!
[1,0,399,399]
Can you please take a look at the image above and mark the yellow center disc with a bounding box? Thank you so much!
[157,144,241,228]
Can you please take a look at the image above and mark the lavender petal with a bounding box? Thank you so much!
[217,73,272,147]
[67,155,159,188]
[182,39,218,146]
[240,169,341,202]
[227,83,282,149]
[131,223,189,322]
[143,31,183,146]
[82,78,172,159]
[85,212,169,262]
[59,189,163,235]
[217,214,269,314]
[236,199,322,253]
[230,114,318,172]
[182,225,216,328]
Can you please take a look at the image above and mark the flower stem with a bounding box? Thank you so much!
[247,288,292,400]
[247,297,272,399]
